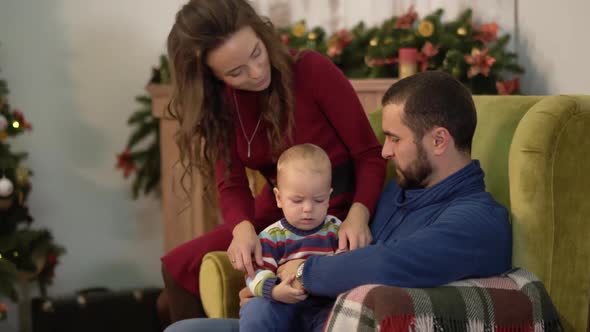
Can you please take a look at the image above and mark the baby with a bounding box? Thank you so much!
[241,143,341,330]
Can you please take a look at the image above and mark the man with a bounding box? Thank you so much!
[163,71,512,332]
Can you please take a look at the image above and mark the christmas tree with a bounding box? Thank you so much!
[0,66,64,320]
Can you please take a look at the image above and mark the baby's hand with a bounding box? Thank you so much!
[271,275,308,304]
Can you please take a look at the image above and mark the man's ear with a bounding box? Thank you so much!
[273,187,282,208]
[430,127,451,155]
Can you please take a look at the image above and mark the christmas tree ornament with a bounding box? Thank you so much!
[0,114,8,131]
[457,27,468,36]
[496,77,520,95]
[292,22,306,37]
[473,22,498,43]
[394,6,418,29]
[0,303,6,321]
[0,176,14,197]
[398,48,418,78]
[418,20,434,37]
[15,167,29,185]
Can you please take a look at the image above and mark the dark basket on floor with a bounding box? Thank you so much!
[31,287,162,332]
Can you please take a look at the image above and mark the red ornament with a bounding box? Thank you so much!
[394,6,418,29]
[496,77,520,95]
[46,252,59,265]
[473,22,498,44]
[12,109,33,130]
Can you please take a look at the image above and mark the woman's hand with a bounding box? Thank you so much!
[227,220,263,278]
[338,202,372,251]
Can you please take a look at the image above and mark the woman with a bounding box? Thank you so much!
[160,0,386,325]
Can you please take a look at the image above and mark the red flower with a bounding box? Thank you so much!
[496,77,520,95]
[464,48,496,78]
[327,29,353,58]
[394,6,418,29]
[46,252,59,265]
[473,22,498,44]
[0,303,6,312]
[116,149,136,178]
[418,42,440,71]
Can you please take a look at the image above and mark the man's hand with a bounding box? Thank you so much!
[338,203,372,251]
[239,287,254,307]
[271,275,308,304]
[277,259,305,281]
[227,220,263,278]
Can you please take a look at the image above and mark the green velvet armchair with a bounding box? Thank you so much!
[198,95,590,332]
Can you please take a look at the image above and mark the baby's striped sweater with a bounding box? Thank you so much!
[246,215,341,300]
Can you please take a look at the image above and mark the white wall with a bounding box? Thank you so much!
[0,1,184,329]
[516,0,590,94]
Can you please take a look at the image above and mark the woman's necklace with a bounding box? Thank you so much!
[233,91,262,158]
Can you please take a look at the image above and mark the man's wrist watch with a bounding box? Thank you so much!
[295,262,305,287]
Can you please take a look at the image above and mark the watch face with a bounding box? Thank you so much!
[297,263,304,278]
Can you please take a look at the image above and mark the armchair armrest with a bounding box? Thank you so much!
[199,251,244,318]
[324,269,561,332]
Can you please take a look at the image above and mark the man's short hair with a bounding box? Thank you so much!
[381,71,477,153]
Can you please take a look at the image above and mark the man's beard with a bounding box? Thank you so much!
[395,142,433,190]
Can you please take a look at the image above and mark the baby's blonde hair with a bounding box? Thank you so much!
[277,144,331,184]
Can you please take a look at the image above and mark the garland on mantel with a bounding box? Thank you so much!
[118,7,524,198]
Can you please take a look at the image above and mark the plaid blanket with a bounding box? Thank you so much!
[324,268,562,332]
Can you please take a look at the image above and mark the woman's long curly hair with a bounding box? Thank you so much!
[167,0,295,193]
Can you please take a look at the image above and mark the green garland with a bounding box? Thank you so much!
[119,6,525,197]
[281,8,523,93]
[117,55,170,199]
[0,66,65,319]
